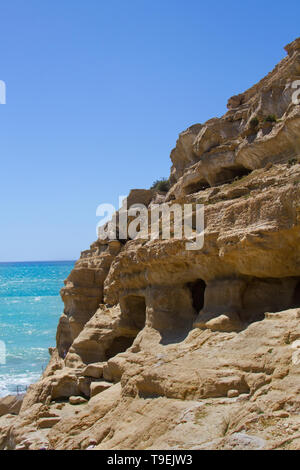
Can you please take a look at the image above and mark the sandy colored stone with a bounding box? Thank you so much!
[0,395,23,417]
[82,363,104,379]
[69,396,88,405]
[227,390,239,398]
[37,417,61,429]
[2,38,300,451]
[90,381,112,397]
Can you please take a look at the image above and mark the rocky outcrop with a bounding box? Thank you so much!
[56,239,122,357]
[1,38,300,450]
[0,395,23,417]
[168,37,300,199]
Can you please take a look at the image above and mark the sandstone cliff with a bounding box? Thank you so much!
[2,38,300,450]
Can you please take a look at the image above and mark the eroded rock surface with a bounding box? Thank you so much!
[2,38,300,450]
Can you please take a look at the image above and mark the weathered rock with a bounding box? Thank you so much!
[37,417,61,429]
[227,390,239,398]
[69,396,88,405]
[167,37,300,200]
[3,38,300,451]
[0,395,23,417]
[90,381,112,397]
[57,240,122,357]
[82,363,105,379]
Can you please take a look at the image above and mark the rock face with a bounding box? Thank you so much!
[0,395,23,417]
[168,37,300,196]
[2,38,300,450]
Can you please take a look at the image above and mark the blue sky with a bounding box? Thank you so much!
[0,0,299,262]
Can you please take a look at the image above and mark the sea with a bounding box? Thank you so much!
[0,261,74,397]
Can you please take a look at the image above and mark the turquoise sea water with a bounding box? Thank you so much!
[0,261,74,397]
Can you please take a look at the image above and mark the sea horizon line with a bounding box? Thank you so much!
[0,259,76,264]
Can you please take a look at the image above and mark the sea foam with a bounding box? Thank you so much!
[0,261,74,396]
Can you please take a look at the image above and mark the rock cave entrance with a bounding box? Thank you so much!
[183,167,252,195]
[188,279,206,313]
[122,295,147,330]
[214,166,252,185]
[292,280,300,307]
[105,336,138,360]
[241,277,300,324]
[105,295,147,360]
[184,180,210,195]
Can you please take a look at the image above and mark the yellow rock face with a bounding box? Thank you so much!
[2,38,300,450]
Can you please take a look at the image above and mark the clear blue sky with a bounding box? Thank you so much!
[0,0,299,262]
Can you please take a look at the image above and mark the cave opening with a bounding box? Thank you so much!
[293,281,300,307]
[105,295,147,360]
[214,166,252,185]
[241,277,300,324]
[184,180,210,195]
[122,295,147,330]
[105,336,137,360]
[188,279,206,313]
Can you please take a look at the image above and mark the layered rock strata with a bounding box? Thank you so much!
[1,38,300,450]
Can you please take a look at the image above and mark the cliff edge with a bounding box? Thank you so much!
[1,38,300,450]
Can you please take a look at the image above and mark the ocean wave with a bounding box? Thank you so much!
[6,353,25,360]
[0,372,41,397]
[0,261,74,397]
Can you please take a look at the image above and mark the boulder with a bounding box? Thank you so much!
[37,417,61,429]
[0,395,23,417]
[69,396,88,405]
[90,381,112,398]
[82,363,104,379]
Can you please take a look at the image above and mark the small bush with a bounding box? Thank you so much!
[249,117,259,128]
[151,178,170,192]
[264,114,277,123]
[288,158,298,167]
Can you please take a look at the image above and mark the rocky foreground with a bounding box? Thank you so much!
[1,38,300,450]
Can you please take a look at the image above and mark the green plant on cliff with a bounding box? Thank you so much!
[151,177,170,192]
[264,114,277,123]
[249,116,259,128]
[288,158,298,167]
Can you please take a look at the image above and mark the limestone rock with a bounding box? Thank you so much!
[37,417,61,429]
[227,390,239,398]
[69,396,88,405]
[82,363,105,379]
[90,381,112,397]
[0,395,23,417]
[3,38,300,451]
